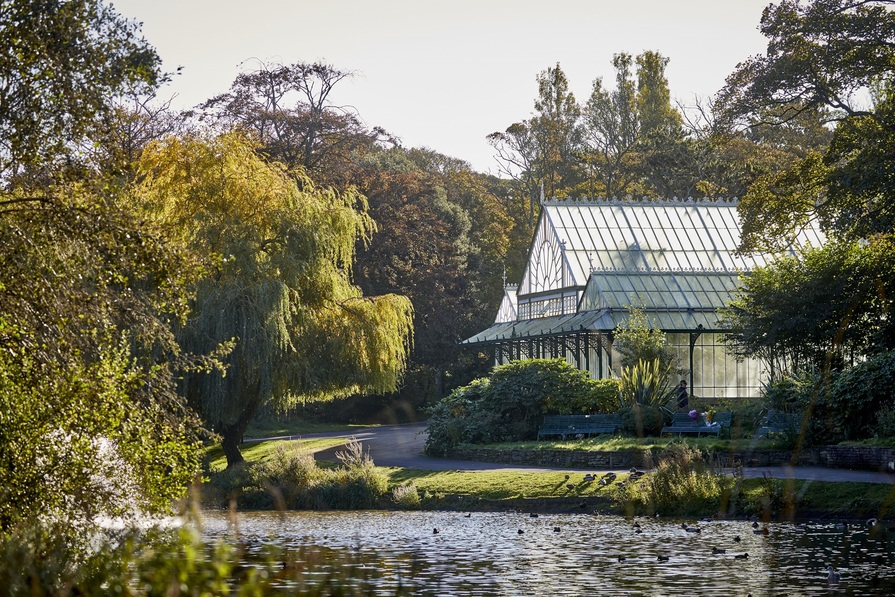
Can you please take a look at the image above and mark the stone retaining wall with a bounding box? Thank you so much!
[452,445,895,473]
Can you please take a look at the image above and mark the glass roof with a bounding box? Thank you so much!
[543,198,825,286]
[580,270,743,311]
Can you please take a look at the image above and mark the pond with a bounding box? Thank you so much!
[202,510,895,595]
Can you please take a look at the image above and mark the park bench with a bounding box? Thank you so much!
[537,414,622,440]
[754,411,803,439]
[661,412,730,438]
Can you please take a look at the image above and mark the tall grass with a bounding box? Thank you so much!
[616,443,739,517]
[204,439,389,510]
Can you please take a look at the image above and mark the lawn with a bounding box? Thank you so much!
[204,437,348,473]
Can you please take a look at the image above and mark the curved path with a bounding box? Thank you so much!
[270,422,895,484]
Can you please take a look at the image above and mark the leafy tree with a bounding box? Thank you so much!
[134,132,413,467]
[0,0,163,180]
[717,0,895,247]
[580,53,640,198]
[0,186,205,530]
[613,306,677,373]
[489,63,581,225]
[352,148,476,395]
[487,120,542,227]
[198,61,383,187]
[721,237,895,375]
[531,63,582,199]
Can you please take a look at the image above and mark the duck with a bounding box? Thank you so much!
[517,529,524,535]
[657,555,670,562]
[827,565,841,584]
[711,547,726,555]
[566,483,576,490]
[617,556,626,562]
[530,512,539,518]
[754,527,769,536]
[733,535,741,543]
[583,474,595,482]
[752,521,759,529]
[734,553,749,560]
[433,528,439,534]
[553,527,561,533]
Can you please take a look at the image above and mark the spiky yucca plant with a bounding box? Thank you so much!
[618,359,676,408]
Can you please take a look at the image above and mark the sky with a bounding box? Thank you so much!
[111,0,775,174]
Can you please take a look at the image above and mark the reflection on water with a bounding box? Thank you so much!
[203,510,895,595]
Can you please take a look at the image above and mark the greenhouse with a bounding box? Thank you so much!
[462,197,825,401]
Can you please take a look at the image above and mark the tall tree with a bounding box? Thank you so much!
[134,132,413,467]
[198,61,383,187]
[531,63,582,199]
[487,120,542,227]
[634,51,693,198]
[0,185,205,529]
[0,0,163,181]
[580,53,640,198]
[717,0,895,248]
[721,237,895,375]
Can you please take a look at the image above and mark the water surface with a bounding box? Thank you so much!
[203,510,895,595]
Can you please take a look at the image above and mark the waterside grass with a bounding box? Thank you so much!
[202,437,895,520]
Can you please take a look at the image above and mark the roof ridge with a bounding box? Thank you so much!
[542,196,739,206]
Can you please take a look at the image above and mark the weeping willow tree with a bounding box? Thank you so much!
[134,132,413,467]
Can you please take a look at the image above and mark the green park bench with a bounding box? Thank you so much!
[754,411,804,439]
[661,412,732,438]
[537,414,622,440]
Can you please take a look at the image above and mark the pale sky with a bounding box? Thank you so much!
[111,0,774,174]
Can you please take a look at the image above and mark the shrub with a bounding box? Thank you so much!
[617,442,735,517]
[425,359,613,454]
[391,483,421,509]
[762,372,816,413]
[251,443,321,508]
[824,350,895,441]
[309,441,388,509]
[619,404,665,437]
[705,398,766,440]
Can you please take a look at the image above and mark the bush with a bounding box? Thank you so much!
[424,359,615,455]
[619,404,665,437]
[617,443,736,517]
[205,440,388,510]
[703,398,766,440]
[824,350,895,441]
[391,483,421,509]
[762,352,895,444]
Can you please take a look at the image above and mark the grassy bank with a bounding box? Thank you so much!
[202,435,895,521]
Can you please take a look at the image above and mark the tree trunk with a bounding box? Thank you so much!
[221,422,245,468]
[220,401,258,469]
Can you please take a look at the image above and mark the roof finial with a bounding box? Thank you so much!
[502,264,507,288]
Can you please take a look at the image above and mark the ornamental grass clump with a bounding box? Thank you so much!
[616,443,735,517]
[391,483,422,509]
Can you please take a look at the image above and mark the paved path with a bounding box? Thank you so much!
[264,421,895,484]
